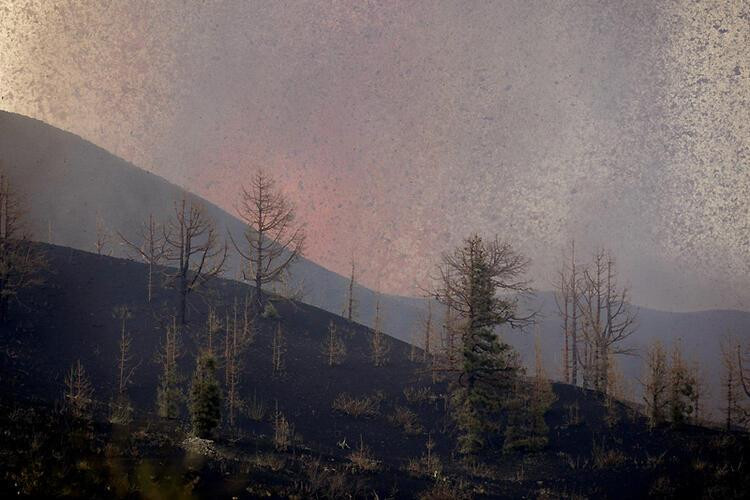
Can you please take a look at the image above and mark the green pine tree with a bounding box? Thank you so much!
[434,235,532,455]
[190,351,222,438]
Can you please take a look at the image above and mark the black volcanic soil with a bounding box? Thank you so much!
[1,243,749,499]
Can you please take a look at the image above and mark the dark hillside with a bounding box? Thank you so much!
[0,109,426,340]
[3,110,750,420]
[1,243,749,498]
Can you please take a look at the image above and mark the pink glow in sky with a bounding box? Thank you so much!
[2,1,749,310]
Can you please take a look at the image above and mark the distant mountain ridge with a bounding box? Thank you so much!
[0,109,426,340]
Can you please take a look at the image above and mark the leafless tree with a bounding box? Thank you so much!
[156,315,182,419]
[738,341,750,399]
[721,336,749,430]
[205,307,222,355]
[224,298,250,428]
[577,250,636,393]
[114,306,137,397]
[370,297,391,367]
[344,258,359,322]
[118,214,168,302]
[232,170,306,312]
[65,359,94,420]
[322,319,347,366]
[0,170,46,323]
[163,198,227,325]
[271,323,286,376]
[555,240,580,385]
[95,214,111,256]
[642,340,668,427]
[111,305,139,423]
[420,299,434,363]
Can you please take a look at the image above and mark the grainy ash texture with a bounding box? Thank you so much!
[1,0,748,311]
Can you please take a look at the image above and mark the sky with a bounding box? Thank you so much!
[1,0,748,311]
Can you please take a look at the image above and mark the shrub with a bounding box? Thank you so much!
[405,435,442,478]
[404,386,434,405]
[592,441,628,469]
[262,301,279,319]
[332,393,381,418]
[348,437,380,472]
[246,391,266,421]
[388,406,424,435]
[273,407,294,451]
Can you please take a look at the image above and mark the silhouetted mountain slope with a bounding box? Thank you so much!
[0,109,425,340]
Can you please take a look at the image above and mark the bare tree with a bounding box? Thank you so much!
[111,305,138,424]
[232,170,306,312]
[164,198,227,325]
[224,298,250,428]
[642,340,668,427]
[369,297,391,367]
[156,315,182,419]
[322,319,347,366]
[421,299,434,363]
[0,171,46,323]
[738,341,750,399]
[554,240,580,385]
[118,214,168,302]
[344,258,359,322]
[578,250,636,393]
[65,359,94,420]
[720,336,748,430]
[271,323,286,376]
[95,214,111,256]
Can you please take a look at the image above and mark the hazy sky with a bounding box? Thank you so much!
[1,1,748,311]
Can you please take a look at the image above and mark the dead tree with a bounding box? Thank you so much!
[271,323,286,376]
[0,171,46,323]
[118,214,168,302]
[738,342,750,399]
[112,305,138,423]
[421,299,434,363]
[642,340,668,427]
[345,258,358,322]
[721,336,748,430]
[224,298,248,428]
[578,250,636,393]
[205,307,222,355]
[65,359,94,420]
[554,241,580,385]
[156,315,182,419]
[370,297,391,367]
[95,215,111,256]
[322,319,346,366]
[164,198,227,325]
[232,170,305,312]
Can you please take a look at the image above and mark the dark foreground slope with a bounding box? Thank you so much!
[1,244,749,499]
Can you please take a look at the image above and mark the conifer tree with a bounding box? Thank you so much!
[190,351,221,438]
[668,342,698,425]
[432,234,532,454]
